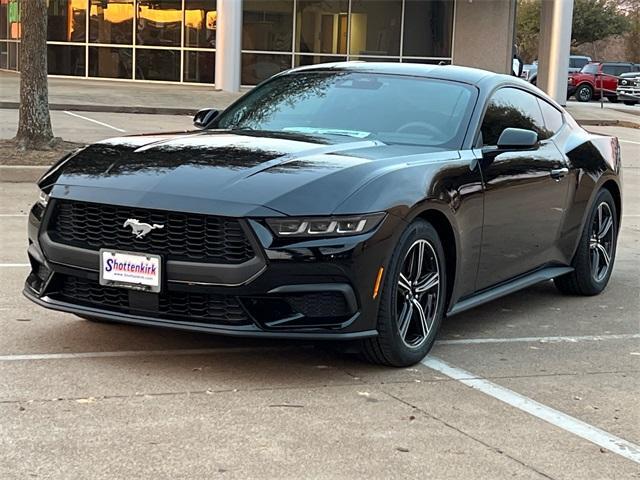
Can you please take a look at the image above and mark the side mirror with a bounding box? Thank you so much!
[193,108,219,129]
[496,127,538,150]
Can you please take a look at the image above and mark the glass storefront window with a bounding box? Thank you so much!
[184,0,217,48]
[135,48,180,81]
[0,42,7,68]
[294,54,345,67]
[349,0,401,57]
[18,0,456,86]
[89,46,133,78]
[350,55,399,62]
[8,0,20,39]
[243,0,293,52]
[48,0,87,42]
[184,50,215,83]
[296,1,348,55]
[90,0,134,44]
[137,0,182,47]
[8,40,17,69]
[47,44,85,76]
[242,52,291,85]
[1,2,8,40]
[402,0,453,58]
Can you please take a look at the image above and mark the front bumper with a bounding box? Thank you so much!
[616,89,640,102]
[24,199,401,340]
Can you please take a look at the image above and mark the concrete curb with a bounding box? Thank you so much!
[0,102,197,116]
[0,166,48,183]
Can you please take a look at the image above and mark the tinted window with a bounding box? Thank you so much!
[537,99,564,136]
[603,64,632,76]
[581,64,599,74]
[216,72,475,149]
[570,57,589,69]
[480,88,550,146]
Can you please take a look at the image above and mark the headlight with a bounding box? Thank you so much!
[266,213,386,238]
[37,191,50,208]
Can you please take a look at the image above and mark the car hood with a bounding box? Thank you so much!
[42,130,456,217]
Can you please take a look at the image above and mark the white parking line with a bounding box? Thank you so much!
[0,263,30,267]
[619,139,640,145]
[437,333,640,346]
[0,346,309,362]
[422,356,640,464]
[63,111,126,133]
[0,214,28,217]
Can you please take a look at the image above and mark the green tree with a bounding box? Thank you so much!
[516,0,629,61]
[625,0,640,62]
[516,0,541,63]
[572,0,629,58]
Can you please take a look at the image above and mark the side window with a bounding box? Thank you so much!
[603,65,631,76]
[480,88,550,146]
[573,58,589,69]
[537,99,564,136]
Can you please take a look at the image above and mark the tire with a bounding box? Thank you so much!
[607,96,619,103]
[575,84,593,102]
[623,101,638,106]
[554,189,618,296]
[361,219,447,367]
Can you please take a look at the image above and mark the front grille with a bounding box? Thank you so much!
[51,274,250,326]
[48,200,254,264]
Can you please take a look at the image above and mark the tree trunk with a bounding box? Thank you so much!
[15,0,54,150]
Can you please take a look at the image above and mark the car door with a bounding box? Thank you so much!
[475,87,570,290]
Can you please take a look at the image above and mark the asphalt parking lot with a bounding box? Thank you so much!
[0,116,639,479]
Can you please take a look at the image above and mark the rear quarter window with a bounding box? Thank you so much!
[537,99,564,136]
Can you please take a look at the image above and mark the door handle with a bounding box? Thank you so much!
[550,167,569,179]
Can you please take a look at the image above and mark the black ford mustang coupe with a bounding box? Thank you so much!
[25,63,622,366]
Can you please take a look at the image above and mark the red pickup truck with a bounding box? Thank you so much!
[568,62,640,102]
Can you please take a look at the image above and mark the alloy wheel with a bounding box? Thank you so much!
[578,86,591,102]
[589,202,614,282]
[396,239,440,349]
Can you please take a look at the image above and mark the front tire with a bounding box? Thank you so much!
[623,101,638,106]
[361,220,446,367]
[575,84,593,102]
[555,189,618,296]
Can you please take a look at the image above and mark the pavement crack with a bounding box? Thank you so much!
[382,390,559,480]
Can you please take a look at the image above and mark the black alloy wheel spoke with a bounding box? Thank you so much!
[396,239,440,349]
[589,202,614,282]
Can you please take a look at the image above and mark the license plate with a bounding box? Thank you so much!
[99,249,161,293]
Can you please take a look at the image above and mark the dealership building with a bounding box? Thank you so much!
[0,0,573,102]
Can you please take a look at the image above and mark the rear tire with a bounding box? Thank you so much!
[554,189,617,296]
[575,84,593,102]
[361,219,446,367]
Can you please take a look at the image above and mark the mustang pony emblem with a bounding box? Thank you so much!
[123,218,164,238]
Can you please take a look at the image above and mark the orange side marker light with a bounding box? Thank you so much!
[373,267,384,299]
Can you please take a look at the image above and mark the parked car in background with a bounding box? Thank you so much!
[568,62,640,102]
[616,72,640,106]
[521,55,591,85]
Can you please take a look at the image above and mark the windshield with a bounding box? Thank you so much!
[214,71,476,149]
[581,64,599,74]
